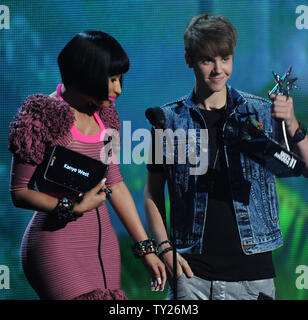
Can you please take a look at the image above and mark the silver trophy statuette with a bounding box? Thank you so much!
[268,66,299,151]
[239,66,305,177]
[268,66,298,97]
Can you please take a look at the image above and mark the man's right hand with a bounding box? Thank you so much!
[162,250,194,279]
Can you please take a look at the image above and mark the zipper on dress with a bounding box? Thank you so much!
[96,207,107,289]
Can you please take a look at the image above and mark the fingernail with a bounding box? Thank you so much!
[157,277,162,285]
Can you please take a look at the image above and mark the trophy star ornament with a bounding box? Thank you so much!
[269,66,298,97]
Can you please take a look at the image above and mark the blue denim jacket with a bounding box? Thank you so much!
[158,85,283,255]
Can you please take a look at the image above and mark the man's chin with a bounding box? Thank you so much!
[208,84,227,93]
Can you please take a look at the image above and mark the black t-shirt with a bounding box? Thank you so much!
[182,107,275,281]
[147,107,275,281]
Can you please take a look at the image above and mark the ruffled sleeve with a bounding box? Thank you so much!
[8,94,75,165]
[99,102,121,133]
[98,102,123,187]
[99,102,121,154]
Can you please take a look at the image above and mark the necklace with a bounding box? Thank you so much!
[208,147,220,193]
[206,106,227,193]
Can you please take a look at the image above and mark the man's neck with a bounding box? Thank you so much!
[194,85,227,111]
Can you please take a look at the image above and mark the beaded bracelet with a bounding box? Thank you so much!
[132,239,157,258]
[99,187,112,199]
[55,197,78,222]
[158,246,173,259]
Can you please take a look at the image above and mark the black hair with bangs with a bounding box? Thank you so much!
[57,30,129,101]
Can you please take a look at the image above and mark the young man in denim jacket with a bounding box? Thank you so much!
[144,14,308,300]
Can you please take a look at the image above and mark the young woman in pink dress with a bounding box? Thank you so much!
[8,31,166,300]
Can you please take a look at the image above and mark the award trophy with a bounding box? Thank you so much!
[239,66,305,177]
[268,66,298,151]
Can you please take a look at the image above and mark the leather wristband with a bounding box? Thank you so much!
[157,240,172,251]
[158,246,173,259]
[289,121,307,144]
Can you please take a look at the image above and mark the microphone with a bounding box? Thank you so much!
[145,107,166,129]
[239,119,305,177]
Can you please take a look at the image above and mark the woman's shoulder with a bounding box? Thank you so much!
[98,102,121,133]
[49,91,57,99]
[21,92,70,111]
[8,93,75,165]
[13,93,75,130]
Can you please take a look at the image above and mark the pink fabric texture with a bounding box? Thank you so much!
[56,83,63,100]
[57,83,106,143]
[73,288,127,300]
[70,113,105,143]
[8,93,120,165]
[8,94,75,165]
[9,93,126,300]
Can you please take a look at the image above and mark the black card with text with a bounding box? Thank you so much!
[44,145,109,193]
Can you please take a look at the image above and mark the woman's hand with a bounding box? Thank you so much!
[140,253,167,291]
[73,181,107,215]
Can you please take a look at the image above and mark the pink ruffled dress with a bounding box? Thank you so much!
[9,85,127,300]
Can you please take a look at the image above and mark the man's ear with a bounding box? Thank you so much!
[184,51,193,68]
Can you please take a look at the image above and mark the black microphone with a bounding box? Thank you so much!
[239,119,305,177]
[145,107,166,129]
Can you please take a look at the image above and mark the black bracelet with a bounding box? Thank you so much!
[157,240,172,251]
[158,246,173,259]
[289,121,307,145]
[55,197,78,222]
